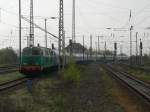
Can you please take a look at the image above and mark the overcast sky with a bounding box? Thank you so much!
[0,0,150,55]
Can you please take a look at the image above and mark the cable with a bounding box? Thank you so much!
[134,16,150,27]
[1,8,59,39]
[121,2,150,29]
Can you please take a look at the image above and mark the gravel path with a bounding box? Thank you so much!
[59,64,123,112]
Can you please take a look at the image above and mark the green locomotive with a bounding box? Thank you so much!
[21,46,58,72]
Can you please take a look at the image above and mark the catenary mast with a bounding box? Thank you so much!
[29,0,34,46]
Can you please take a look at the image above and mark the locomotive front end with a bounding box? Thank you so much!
[21,47,43,72]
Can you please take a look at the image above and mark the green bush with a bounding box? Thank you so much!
[62,59,80,87]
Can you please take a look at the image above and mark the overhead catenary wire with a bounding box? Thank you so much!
[0,8,59,40]
[21,16,59,39]
[121,2,150,29]
[134,16,150,27]
[0,7,63,49]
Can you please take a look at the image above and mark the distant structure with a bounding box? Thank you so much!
[65,42,87,54]
[65,42,116,56]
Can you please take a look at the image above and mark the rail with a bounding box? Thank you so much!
[0,77,28,91]
[104,64,150,104]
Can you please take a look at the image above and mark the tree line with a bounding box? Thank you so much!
[0,47,18,65]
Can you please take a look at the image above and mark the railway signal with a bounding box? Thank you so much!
[97,36,100,54]
[136,32,138,65]
[90,35,93,60]
[52,43,55,49]
[104,41,107,61]
[130,25,133,65]
[83,35,85,61]
[114,42,117,62]
[140,39,143,65]
[69,39,73,57]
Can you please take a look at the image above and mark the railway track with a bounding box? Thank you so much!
[119,63,150,72]
[0,64,19,74]
[104,64,150,104]
[0,77,28,91]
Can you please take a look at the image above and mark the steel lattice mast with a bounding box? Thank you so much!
[72,0,75,43]
[29,0,34,46]
[58,0,64,71]
[19,0,22,70]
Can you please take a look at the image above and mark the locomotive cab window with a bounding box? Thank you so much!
[40,50,44,56]
[45,49,50,56]
[23,48,42,56]
[23,48,32,55]
[50,51,55,56]
[32,48,41,55]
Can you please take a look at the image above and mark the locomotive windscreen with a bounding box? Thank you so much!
[32,49,41,55]
[23,48,41,56]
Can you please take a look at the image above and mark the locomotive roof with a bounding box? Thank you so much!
[23,46,58,54]
[23,46,52,50]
